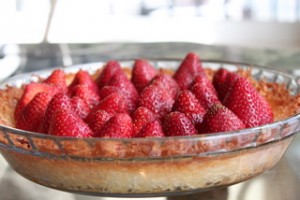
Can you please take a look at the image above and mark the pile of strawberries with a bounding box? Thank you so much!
[14,53,274,138]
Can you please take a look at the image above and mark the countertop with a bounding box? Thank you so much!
[1,42,300,200]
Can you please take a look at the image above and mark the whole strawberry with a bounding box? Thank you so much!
[131,59,158,93]
[163,111,198,136]
[14,83,60,120]
[85,110,112,134]
[213,68,239,101]
[139,85,174,118]
[137,120,164,138]
[200,104,245,134]
[39,93,73,133]
[191,75,218,97]
[96,60,123,89]
[223,76,274,128]
[16,92,53,132]
[43,69,67,91]
[96,113,133,138]
[191,81,220,110]
[70,84,100,107]
[98,86,121,100]
[132,106,156,137]
[107,71,139,113]
[173,52,206,90]
[68,69,98,94]
[93,92,129,115]
[48,109,93,138]
[172,90,206,126]
[150,73,180,98]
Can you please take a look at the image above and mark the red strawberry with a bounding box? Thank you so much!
[98,86,121,99]
[85,110,112,134]
[163,111,198,136]
[131,59,158,92]
[200,104,245,134]
[191,82,220,110]
[68,70,98,93]
[14,83,60,120]
[96,113,133,138]
[138,85,174,118]
[16,92,53,132]
[96,60,123,89]
[173,90,206,125]
[173,52,206,90]
[107,71,139,113]
[70,96,91,119]
[70,84,100,107]
[48,109,93,138]
[43,69,67,91]
[39,93,73,133]
[213,68,239,100]
[132,106,156,137]
[40,94,90,132]
[93,92,128,115]
[192,75,218,97]
[137,120,164,138]
[223,76,274,128]
[150,73,180,98]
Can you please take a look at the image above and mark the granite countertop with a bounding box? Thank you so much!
[1,42,300,200]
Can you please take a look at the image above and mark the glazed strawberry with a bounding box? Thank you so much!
[14,83,60,120]
[93,92,128,115]
[139,84,174,118]
[107,71,139,113]
[173,90,206,125]
[98,86,121,99]
[48,109,93,138]
[68,70,98,93]
[96,113,133,138]
[213,68,239,100]
[96,60,123,89]
[43,69,67,91]
[163,111,198,136]
[192,75,218,96]
[70,84,100,107]
[85,110,112,134]
[16,92,53,132]
[40,93,90,132]
[39,93,73,133]
[173,52,206,90]
[131,59,158,92]
[223,76,274,128]
[137,120,164,138]
[191,82,220,110]
[150,73,180,98]
[132,106,156,137]
[200,104,245,134]
[70,96,91,119]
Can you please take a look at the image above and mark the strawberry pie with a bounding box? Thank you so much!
[6,52,293,138]
[0,53,299,195]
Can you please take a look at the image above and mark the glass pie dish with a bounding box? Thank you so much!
[0,59,299,197]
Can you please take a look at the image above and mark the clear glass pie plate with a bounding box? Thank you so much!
[0,59,299,197]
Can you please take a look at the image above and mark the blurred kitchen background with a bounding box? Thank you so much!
[1,0,300,79]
